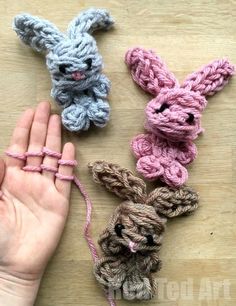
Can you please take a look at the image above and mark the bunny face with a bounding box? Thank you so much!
[145,88,207,141]
[46,35,103,88]
[99,202,165,255]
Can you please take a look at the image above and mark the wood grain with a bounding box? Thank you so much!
[0,1,236,305]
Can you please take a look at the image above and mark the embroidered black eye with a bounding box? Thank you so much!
[146,235,155,246]
[85,58,92,69]
[59,65,67,74]
[186,113,195,124]
[115,223,125,237]
[156,103,169,113]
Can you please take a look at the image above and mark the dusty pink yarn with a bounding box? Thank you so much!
[125,47,235,187]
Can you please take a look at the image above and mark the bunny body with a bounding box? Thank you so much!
[132,132,197,186]
[89,161,199,300]
[14,9,113,132]
[126,48,234,187]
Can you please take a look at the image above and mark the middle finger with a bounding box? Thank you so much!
[42,114,62,181]
[24,101,51,171]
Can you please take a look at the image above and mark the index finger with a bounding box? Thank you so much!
[6,108,35,168]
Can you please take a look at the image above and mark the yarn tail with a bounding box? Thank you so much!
[73,175,117,306]
[73,175,99,262]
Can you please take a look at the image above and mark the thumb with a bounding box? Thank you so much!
[0,157,5,186]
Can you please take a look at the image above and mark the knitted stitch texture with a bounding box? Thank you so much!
[125,47,235,187]
[13,8,113,132]
[89,161,199,300]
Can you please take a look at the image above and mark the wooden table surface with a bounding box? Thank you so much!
[0,1,236,305]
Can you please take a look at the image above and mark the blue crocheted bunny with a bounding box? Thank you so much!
[13,8,113,132]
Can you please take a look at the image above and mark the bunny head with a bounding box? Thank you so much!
[89,160,162,255]
[126,48,234,142]
[46,35,102,87]
[89,161,199,255]
[98,202,164,255]
[13,9,113,91]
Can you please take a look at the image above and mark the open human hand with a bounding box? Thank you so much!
[0,101,75,306]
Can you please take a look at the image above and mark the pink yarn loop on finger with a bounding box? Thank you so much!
[43,147,62,159]
[55,173,74,181]
[22,165,42,172]
[58,159,78,166]
[25,151,44,157]
[41,164,58,173]
[5,151,26,160]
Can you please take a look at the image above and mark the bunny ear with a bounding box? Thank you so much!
[67,8,114,39]
[125,47,178,96]
[182,59,235,96]
[88,161,147,203]
[146,186,199,218]
[13,14,64,52]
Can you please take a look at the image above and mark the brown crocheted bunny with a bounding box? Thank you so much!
[89,161,199,300]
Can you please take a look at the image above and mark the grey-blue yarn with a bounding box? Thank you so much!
[13,8,114,132]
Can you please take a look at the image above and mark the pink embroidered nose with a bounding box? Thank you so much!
[72,71,85,81]
[128,241,138,253]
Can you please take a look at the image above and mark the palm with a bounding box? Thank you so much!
[0,102,75,280]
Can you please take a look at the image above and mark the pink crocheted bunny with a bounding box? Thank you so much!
[125,48,234,187]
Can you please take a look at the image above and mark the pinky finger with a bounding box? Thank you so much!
[55,142,76,199]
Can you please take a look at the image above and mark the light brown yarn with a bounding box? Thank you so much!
[89,160,147,203]
[147,186,199,218]
[89,161,199,300]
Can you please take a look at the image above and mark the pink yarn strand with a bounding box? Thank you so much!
[107,296,117,306]
[73,176,116,306]
[73,176,99,262]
